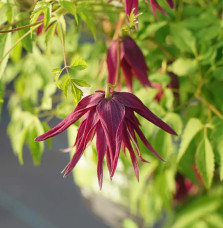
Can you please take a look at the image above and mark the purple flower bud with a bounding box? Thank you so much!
[36,91,177,189]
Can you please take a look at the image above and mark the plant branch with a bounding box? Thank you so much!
[0,20,43,33]
[0,24,39,65]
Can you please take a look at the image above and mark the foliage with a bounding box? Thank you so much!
[0,0,223,227]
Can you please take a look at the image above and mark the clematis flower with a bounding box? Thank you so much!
[174,173,198,203]
[35,91,176,189]
[153,71,179,103]
[109,0,138,18]
[107,36,152,92]
[149,0,174,19]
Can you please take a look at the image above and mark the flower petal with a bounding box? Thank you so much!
[123,36,151,87]
[35,93,103,141]
[62,109,99,177]
[122,126,139,180]
[114,92,177,135]
[149,0,167,19]
[121,58,133,92]
[166,0,174,9]
[96,123,107,189]
[125,0,138,16]
[125,120,149,163]
[97,98,125,163]
[107,41,118,85]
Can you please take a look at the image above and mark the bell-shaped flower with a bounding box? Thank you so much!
[107,36,152,92]
[35,91,176,189]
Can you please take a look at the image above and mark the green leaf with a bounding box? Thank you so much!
[170,24,197,54]
[18,20,32,52]
[149,72,171,86]
[45,22,57,52]
[0,79,4,116]
[71,81,83,104]
[52,68,63,88]
[71,79,90,87]
[61,75,70,97]
[0,33,11,79]
[170,58,198,77]
[26,120,44,165]
[141,21,167,38]
[164,113,183,135]
[172,187,223,228]
[77,5,96,40]
[177,118,203,163]
[41,83,56,110]
[123,219,138,228]
[210,118,223,181]
[212,67,223,80]
[59,0,78,23]
[70,56,88,71]
[196,135,215,189]
[30,1,51,27]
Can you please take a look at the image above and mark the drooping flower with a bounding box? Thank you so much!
[107,36,152,92]
[149,0,174,19]
[174,173,198,203]
[109,0,138,18]
[35,91,176,189]
[153,71,179,103]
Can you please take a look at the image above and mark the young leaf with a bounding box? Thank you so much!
[77,5,96,40]
[71,79,90,87]
[0,33,11,79]
[170,24,197,54]
[196,135,215,189]
[59,0,78,23]
[177,118,203,163]
[52,68,63,88]
[61,75,70,97]
[70,56,88,71]
[71,81,83,104]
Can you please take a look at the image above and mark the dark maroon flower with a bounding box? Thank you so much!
[153,71,179,103]
[35,91,176,189]
[109,0,138,18]
[174,173,198,203]
[149,0,174,19]
[107,36,152,92]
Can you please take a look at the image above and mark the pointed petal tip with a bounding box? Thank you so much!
[35,136,42,142]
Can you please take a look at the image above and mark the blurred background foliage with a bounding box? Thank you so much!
[0,0,223,227]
